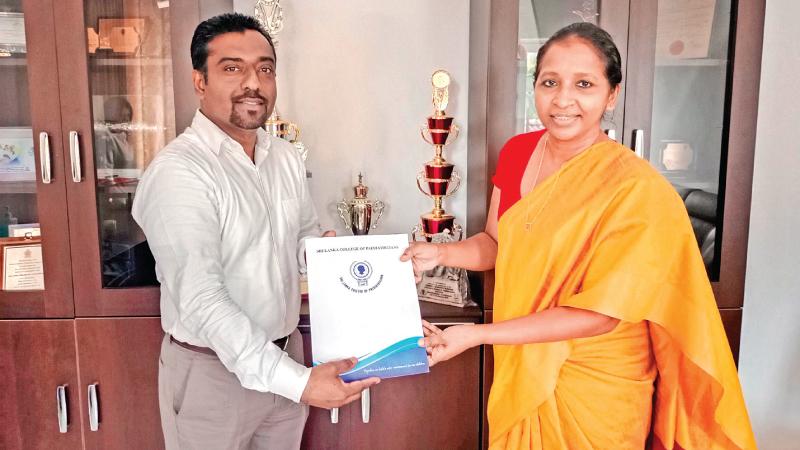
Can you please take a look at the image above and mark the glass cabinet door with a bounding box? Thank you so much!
[53,0,185,316]
[0,0,74,318]
[623,0,734,280]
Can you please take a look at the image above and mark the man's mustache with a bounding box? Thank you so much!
[232,91,267,103]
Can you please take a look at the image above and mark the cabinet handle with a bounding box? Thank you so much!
[39,132,52,184]
[603,128,617,141]
[428,322,475,327]
[88,383,99,431]
[56,385,68,433]
[330,407,339,424]
[69,131,83,183]
[361,388,370,423]
[632,129,645,158]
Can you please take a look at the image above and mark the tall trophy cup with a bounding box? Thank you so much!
[412,69,472,307]
[337,174,385,235]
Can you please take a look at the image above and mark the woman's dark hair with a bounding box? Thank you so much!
[190,13,275,79]
[533,22,622,89]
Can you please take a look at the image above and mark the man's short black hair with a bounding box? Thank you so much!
[190,13,275,79]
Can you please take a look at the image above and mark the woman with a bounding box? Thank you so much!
[401,23,755,449]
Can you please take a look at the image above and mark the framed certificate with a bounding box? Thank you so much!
[1,237,44,291]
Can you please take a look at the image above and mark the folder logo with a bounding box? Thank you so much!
[350,261,373,286]
[337,260,384,294]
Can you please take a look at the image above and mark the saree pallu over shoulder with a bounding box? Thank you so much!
[489,141,755,449]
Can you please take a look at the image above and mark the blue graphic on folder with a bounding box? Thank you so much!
[315,336,429,382]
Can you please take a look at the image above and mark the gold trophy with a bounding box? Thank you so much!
[264,112,308,161]
[413,69,462,241]
[413,69,471,307]
[337,174,385,235]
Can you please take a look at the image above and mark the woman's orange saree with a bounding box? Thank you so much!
[489,140,755,449]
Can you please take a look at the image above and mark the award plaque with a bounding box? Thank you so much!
[412,69,471,307]
[1,237,44,291]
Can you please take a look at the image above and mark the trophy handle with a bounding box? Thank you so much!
[371,200,385,229]
[451,223,463,241]
[420,125,435,146]
[336,200,351,229]
[411,223,424,242]
[444,124,460,146]
[446,171,462,197]
[416,171,433,198]
[289,123,301,142]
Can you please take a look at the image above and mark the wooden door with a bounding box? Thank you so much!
[0,320,83,449]
[350,332,480,449]
[0,0,74,319]
[300,325,351,449]
[74,317,164,449]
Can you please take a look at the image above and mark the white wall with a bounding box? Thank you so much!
[235,1,471,236]
[738,0,800,448]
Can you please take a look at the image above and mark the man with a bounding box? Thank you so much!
[132,13,379,449]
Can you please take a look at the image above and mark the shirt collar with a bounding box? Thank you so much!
[190,109,272,159]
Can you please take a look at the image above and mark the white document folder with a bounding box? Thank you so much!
[305,233,429,381]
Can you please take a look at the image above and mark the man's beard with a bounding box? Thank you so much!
[230,91,270,129]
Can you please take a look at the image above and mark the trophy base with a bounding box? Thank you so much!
[417,267,472,308]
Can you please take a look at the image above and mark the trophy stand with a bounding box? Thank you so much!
[412,70,472,307]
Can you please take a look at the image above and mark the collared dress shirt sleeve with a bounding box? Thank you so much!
[133,155,311,403]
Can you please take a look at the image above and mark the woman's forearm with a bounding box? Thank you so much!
[438,231,498,271]
[472,306,620,346]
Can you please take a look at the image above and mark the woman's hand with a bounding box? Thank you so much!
[400,242,443,282]
[420,320,479,367]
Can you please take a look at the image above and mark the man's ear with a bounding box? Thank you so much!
[192,70,206,99]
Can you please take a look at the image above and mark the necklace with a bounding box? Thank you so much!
[523,134,561,231]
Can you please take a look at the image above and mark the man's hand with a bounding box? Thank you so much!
[300,358,380,409]
[399,242,442,282]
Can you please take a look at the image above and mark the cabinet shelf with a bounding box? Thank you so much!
[0,180,36,194]
[656,58,728,67]
[89,57,171,67]
[0,57,27,66]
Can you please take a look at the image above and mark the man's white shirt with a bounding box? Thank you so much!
[132,110,319,402]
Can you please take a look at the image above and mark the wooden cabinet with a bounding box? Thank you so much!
[475,1,764,447]
[74,318,164,450]
[478,0,764,344]
[0,318,164,450]
[0,320,83,450]
[1,0,179,447]
[300,302,483,450]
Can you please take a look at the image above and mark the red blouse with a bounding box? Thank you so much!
[492,129,547,219]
